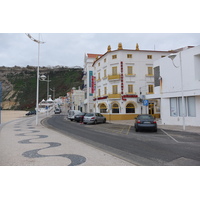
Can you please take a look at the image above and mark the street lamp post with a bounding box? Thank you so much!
[168,52,186,131]
[26,33,45,126]
[50,88,55,100]
[40,74,51,100]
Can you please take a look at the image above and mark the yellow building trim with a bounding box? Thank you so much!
[108,74,120,80]
[102,113,160,120]
[108,94,121,99]
[102,114,137,120]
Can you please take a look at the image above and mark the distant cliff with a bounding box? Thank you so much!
[0,66,83,110]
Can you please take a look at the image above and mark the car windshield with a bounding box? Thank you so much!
[85,113,94,117]
[139,115,153,120]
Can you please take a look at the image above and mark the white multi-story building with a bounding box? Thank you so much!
[85,43,171,120]
[68,87,84,111]
[82,53,102,113]
[147,45,200,127]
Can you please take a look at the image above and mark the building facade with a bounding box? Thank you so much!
[147,45,200,126]
[82,53,102,113]
[87,43,171,120]
[67,87,84,111]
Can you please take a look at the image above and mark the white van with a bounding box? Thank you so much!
[68,110,81,121]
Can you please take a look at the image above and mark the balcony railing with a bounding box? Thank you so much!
[108,74,120,80]
[108,93,121,99]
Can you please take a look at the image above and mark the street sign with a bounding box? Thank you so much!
[143,99,149,106]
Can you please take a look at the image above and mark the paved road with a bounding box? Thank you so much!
[44,114,200,166]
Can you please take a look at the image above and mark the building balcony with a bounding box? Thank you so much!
[108,74,120,81]
[125,92,137,95]
[108,93,121,99]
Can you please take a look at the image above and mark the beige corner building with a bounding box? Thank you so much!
[83,43,172,120]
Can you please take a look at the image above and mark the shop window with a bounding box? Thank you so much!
[170,97,196,117]
[100,104,107,113]
[112,103,119,113]
[188,96,196,117]
[126,103,135,113]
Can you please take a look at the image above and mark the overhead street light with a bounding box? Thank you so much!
[168,52,185,131]
[40,74,51,100]
[25,33,45,126]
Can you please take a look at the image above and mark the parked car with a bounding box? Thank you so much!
[68,110,82,121]
[83,113,106,124]
[134,114,157,132]
[74,112,86,122]
[26,110,36,116]
[54,108,61,114]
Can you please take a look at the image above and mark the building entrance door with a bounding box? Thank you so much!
[149,103,154,115]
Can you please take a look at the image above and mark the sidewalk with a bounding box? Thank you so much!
[109,119,200,133]
[0,113,134,166]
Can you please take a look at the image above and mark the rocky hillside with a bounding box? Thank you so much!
[0,66,83,110]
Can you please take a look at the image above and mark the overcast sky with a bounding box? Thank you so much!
[0,33,200,68]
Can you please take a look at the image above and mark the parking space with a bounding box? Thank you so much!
[160,129,200,143]
[81,121,200,145]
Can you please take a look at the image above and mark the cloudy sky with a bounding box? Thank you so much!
[0,33,200,68]
[1,1,200,68]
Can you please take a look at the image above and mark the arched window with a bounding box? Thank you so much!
[100,104,107,113]
[126,103,135,113]
[112,103,119,113]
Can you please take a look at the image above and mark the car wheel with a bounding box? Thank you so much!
[154,128,157,132]
[94,120,97,125]
[103,119,106,123]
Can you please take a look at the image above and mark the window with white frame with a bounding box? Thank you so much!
[170,98,178,117]
[187,96,196,117]
[127,66,133,75]
[170,96,196,117]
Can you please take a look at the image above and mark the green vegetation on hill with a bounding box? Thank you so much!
[4,67,83,110]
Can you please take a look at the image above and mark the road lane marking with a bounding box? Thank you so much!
[161,129,180,143]
[125,125,132,135]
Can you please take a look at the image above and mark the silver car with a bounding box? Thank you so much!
[83,113,106,124]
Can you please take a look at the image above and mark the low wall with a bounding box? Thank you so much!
[102,113,160,120]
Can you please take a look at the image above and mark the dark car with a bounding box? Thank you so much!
[83,113,106,124]
[74,112,86,122]
[135,114,157,132]
[26,110,36,116]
